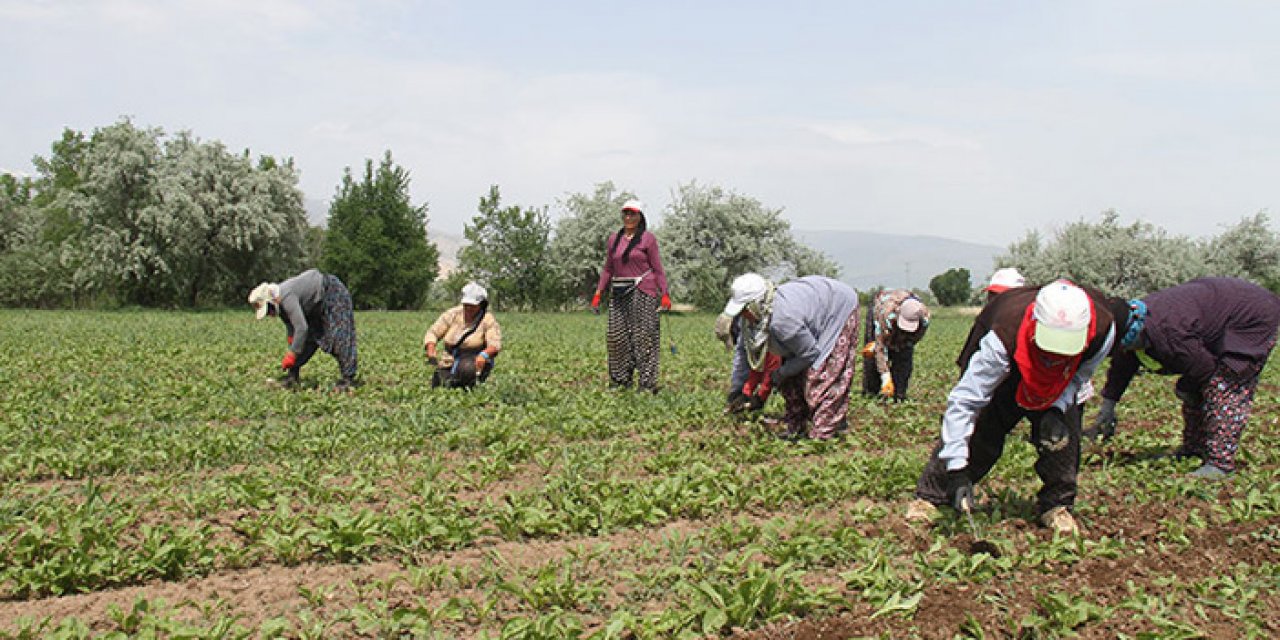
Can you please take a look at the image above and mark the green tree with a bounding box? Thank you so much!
[929,267,972,306]
[996,210,1204,299]
[151,134,310,306]
[548,181,637,305]
[53,118,170,305]
[660,181,839,310]
[321,152,439,310]
[1203,211,1280,291]
[457,185,556,311]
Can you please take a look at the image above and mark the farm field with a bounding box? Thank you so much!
[0,308,1277,639]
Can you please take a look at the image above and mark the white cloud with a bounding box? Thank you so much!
[804,121,983,151]
[1078,50,1260,84]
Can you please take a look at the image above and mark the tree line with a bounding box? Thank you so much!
[0,119,835,311]
[4,118,1278,310]
[923,210,1280,306]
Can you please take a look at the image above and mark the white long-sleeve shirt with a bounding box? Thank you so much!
[940,327,1114,470]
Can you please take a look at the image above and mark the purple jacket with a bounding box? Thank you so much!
[596,230,669,299]
[1102,277,1280,400]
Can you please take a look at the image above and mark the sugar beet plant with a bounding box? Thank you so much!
[0,308,1277,637]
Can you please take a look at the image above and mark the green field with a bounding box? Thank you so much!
[0,309,1277,638]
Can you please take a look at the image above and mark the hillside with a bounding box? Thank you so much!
[794,229,1003,292]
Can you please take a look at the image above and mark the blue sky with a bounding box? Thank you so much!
[2,0,1278,246]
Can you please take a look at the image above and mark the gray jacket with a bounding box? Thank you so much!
[732,276,859,383]
[278,269,326,353]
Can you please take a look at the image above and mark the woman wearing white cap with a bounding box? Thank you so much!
[720,273,860,440]
[423,282,502,389]
[955,267,1029,372]
[906,280,1118,535]
[247,268,358,391]
[591,199,671,392]
[985,267,1026,301]
[860,289,930,401]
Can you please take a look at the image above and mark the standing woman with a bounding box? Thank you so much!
[722,273,860,440]
[591,199,671,392]
[248,268,358,392]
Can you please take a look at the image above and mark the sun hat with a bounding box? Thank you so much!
[1032,280,1091,355]
[460,282,488,305]
[248,283,277,320]
[723,273,769,316]
[897,298,926,331]
[986,267,1026,293]
[621,199,644,213]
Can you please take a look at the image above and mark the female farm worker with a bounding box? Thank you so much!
[722,273,860,440]
[861,288,930,401]
[590,199,671,392]
[248,268,358,392]
[1089,277,1280,478]
[423,282,502,389]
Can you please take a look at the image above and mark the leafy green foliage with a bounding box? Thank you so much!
[0,307,1276,637]
[929,267,972,306]
[458,185,557,310]
[1203,211,1280,292]
[321,151,439,310]
[1,119,311,308]
[997,209,1203,297]
[659,181,839,310]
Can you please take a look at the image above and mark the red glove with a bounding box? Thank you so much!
[286,335,293,346]
[591,291,602,310]
[281,351,297,371]
[660,293,672,310]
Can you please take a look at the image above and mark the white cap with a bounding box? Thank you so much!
[986,267,1026,293]
[621,199,644,213]
[897,298,926,331]
[1033,280,1091,355]
[460,282,487,305]
[248,283,276,320]
[723,273,769,316]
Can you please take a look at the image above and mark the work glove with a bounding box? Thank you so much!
[1174,388,1204,408]
[1084,398,1117,442]
[879,372,895,398]
[861,342,876,358]
[660,293,672,311]
[1037,407,1071,452]
[947,469,975,513]
[724,390,748,414]
[590,291,602,313]
[281,351,297,371]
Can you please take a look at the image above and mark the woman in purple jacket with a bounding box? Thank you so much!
[591,199,671,392]
[1090,277,1280,478]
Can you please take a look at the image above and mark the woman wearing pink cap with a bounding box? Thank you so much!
[907,280,1118,535]
[861,288,930,401]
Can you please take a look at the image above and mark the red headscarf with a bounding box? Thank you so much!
[1012,298,1097,410]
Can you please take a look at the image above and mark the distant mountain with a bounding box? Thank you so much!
[304,198,328,226]
[431,231,466,277]
[794,229,1004,292]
